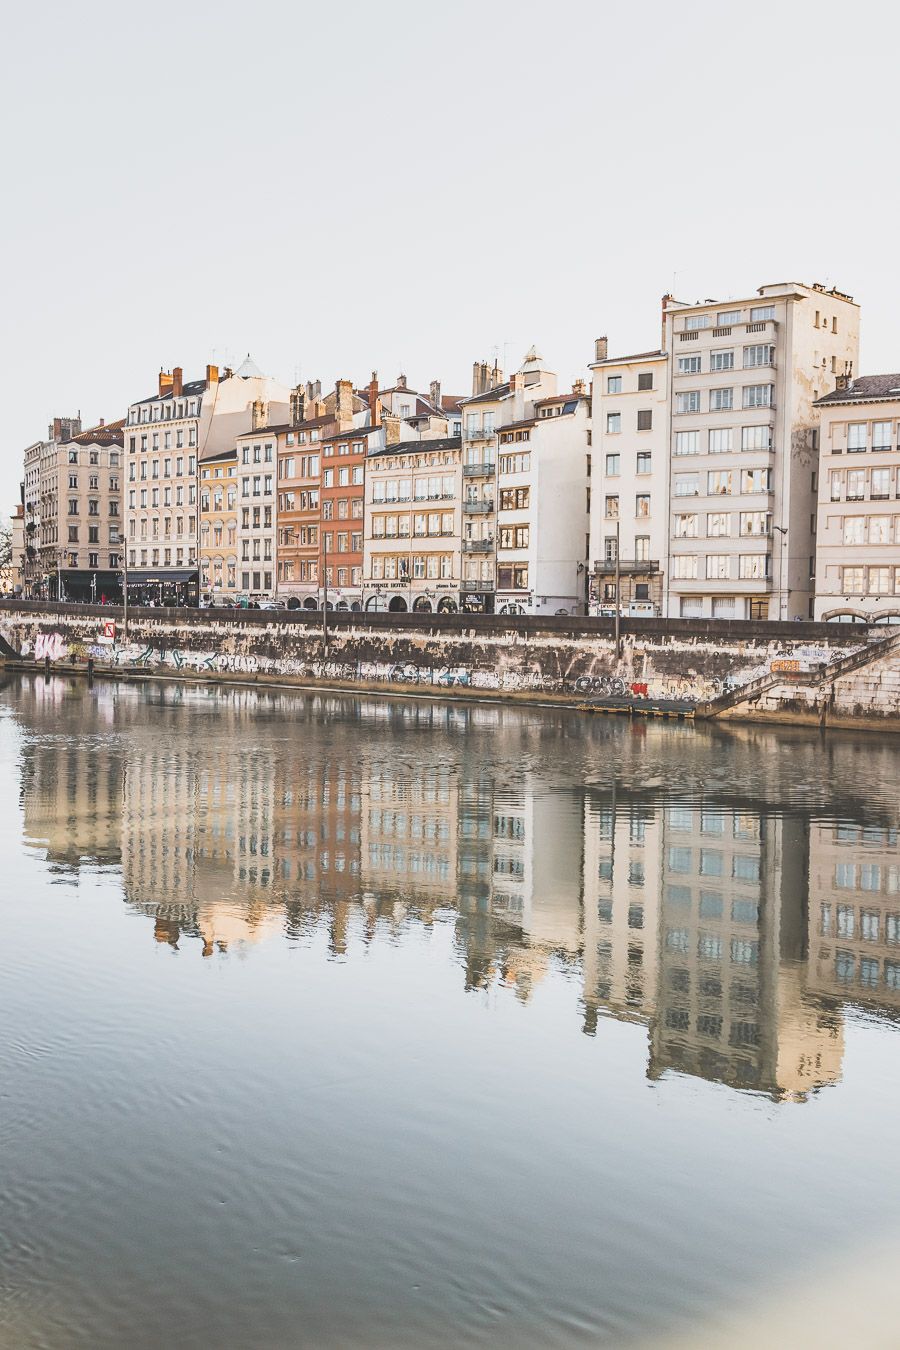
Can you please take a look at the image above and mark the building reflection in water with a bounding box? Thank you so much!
[13,676,900,1102]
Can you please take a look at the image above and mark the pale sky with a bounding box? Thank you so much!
[2,0,898,509]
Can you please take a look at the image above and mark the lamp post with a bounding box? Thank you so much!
[773,525,788,619]
[122,545,128,640]
[614,517,621,658]
[322,538,328,648]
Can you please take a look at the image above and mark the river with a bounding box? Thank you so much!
[1,672,899,1349]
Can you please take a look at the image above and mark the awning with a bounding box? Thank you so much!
[60,570,121,586]
[125,569,198,584]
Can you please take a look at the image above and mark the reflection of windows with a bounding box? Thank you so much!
[666,885,691,907]
[886,961,900,989]
[628,905,644,929]
[860,957,879,988]
[666,928,690,953]
[887,914,900,945]
[668,847,692,873]
[598,858,613,881]
[837,905,855,938]
[700,850,723,876]
[730,938,758,965]
[697,1014,722,1039]
[733,854,760,882]
[666,1008,690,1030]
[699,892,723,920]
[628,861,645,887]
[698,933,723,960]
[732,899,759,925]
[835,950,855,983]
[861,911,880,942]
[597,901,613,923]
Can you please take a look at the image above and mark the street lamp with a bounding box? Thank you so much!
[773,525,788,619]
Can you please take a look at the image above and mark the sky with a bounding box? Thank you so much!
[2,0,898,509]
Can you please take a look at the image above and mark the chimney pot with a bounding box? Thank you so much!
[172,366,183,398]
[594,337,608,363]
[430,379,441,409]
[206,364,219,387]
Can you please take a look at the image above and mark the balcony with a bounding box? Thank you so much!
[463,500,494,514]
[463,538,494,553]
[678,331,699,341]
[593,559,659,576]
[464,427,496,441]
[463,462,495,477]
[460,580,494,592]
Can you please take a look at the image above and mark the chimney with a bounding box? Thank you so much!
[335,378,354,430]
[572,379,586,396]
[383,414,401,446]
[367,371,381,427]
[252,398,267,431]
[491,360,502,389]
[594,337,608,363]
[99,418,105,427]
[430,379,441,409]
[290,386,306,427]
[396,373,407,391]
[206,364,219,387]
[172,366,183,398]
[661,293,675,350]
[472,361,482,396]
[159,369,174,397]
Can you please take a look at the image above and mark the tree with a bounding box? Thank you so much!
[0,523,11,571]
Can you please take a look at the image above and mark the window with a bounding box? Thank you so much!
[749,305,775,321]
[674,431,699,456]
[869,566,893,594]
[846,468,865,501]
[741,467,771,493]
[709,428,733,454]
[710,350,735,372]
[706,554,730,579]
[743,384,774,408]
[605,453,620,476]
[675,513,698,538]
[634,535,650,562]
[707,470,733,495]
[871,468,891,500]
[606,375,622,394]
[497,563,529,590]
[604,495,619,518]
[636,452,652,475]
[872,421,892,451]
[842,515,865,545]
[671,555,698,579]
[606,412,621,433]
[637,410,652,430]
[707,511,730,537]
[684,315,710,330]
[678,355,702,375]
[675,391,701,414]
[739,553,771,579]
[717,310,741,325]
[740,511,771,537]
[635,494,650,518]
[710,387,734,411]
[744,344,775,368]
[869,515,891,544]
[674,473,700,497]
[741,425,773,452]
[637,372,653,391]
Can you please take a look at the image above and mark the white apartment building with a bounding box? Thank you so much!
[813,374,900,623]
[589,344,668,615]
[125,357,290,602]
[663,282,859,620]
[459,349,587,615]
[496,389,591,615]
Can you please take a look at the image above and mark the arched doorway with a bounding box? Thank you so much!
[350,601,362,612]
[413,597,432,612]
[437,597,458,614]
[365,595,386,612]
[336,600,350,611]
[388,596,408,613]
[302,597,318,610]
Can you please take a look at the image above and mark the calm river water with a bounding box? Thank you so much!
[2,672,900,1349]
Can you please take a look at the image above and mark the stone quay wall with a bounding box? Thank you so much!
[0,602,886,722]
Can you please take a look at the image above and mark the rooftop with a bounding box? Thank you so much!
[591,348,666,368]
[816,375,900,406]
[464,382,512,405]
[368,436,461,459]
[69,419,126,447]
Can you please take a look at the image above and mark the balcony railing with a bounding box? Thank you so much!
[712,326,732,337]
[460,580,495,592]
[592,559,659,576]
[462,539,494,553]
[678,331,699,341]
[463,462,495,477]
[464,427,497,440]
[463,500,494,514]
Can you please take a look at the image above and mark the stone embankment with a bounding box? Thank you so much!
[0,601,897,729]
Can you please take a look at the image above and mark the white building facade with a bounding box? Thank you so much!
[662,282,859,620]
[813,375,900,624]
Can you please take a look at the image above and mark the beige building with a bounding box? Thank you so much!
[37,417,124,601]
[199,449,238,601]
[22,438,43,595]
[813,374,900,623]
[6,504,25,594]
[588,344,668,614]
[663,282,859,620]
[124,357,291,602]
[362,436,463,612]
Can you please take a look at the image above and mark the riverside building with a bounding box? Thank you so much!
[125,358,290,603]
[662,282,859,620]
[35,416,124,601]
[588,343,668,615]
[812,374,900,623]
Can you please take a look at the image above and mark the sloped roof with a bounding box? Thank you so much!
[235,354,265,379]
[815,374,900,405]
